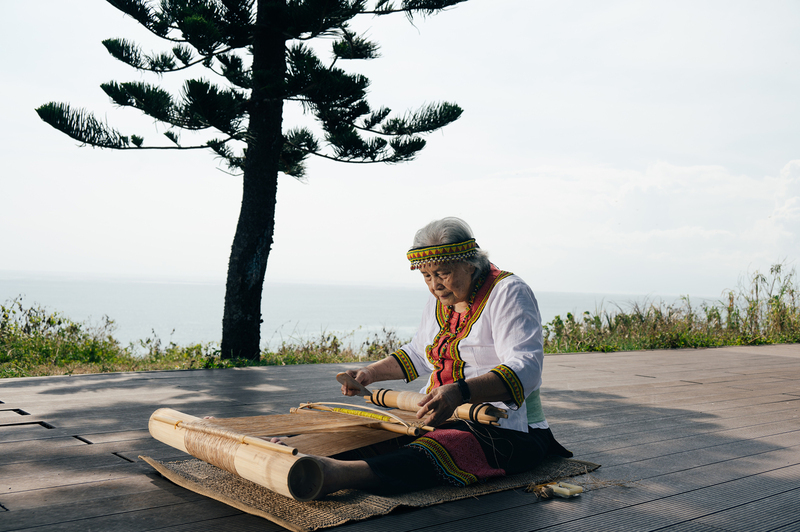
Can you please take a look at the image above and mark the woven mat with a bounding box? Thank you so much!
[140,455,600,532]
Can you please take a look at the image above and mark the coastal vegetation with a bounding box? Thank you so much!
[543,263,800,353]
[2,264,798,378]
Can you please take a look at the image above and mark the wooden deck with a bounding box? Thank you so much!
[2,344,799,531]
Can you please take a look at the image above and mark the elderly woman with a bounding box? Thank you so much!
[313,217,570,495]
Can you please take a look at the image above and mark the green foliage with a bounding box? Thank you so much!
[333,28,381,60]
[101,81,176,123]
[1,298,406,378]
[381,103,464,136]
[4,262,799,379]
[543,262,800,353]
[1,297,126,377]
[180,78,246,133]
[102,38,146,69]
[37,0,466,174]
[34,103,132,148]
[0,297,218,377]
[258,328,403,365]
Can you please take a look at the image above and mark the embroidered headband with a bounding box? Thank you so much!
[407,239,479,270]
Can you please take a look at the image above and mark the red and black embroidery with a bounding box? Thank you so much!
[424,267,513,393]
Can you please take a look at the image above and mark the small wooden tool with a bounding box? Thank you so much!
[336,372,372,397]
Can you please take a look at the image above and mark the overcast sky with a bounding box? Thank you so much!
[2,0,798,299]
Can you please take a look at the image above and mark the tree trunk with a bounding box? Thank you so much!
[221,1,286,359]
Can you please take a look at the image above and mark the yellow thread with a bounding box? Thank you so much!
[330,407,393,423]
[299,401,411,427]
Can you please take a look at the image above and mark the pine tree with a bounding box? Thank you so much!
[36,0,469,359]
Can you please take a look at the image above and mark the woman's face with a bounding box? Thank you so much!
[419,261,476,309]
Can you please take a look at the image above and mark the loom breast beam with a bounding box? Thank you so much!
[149,408,324,501]
[334,373,508,425]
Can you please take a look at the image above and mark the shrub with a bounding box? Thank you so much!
[543,262,800,353]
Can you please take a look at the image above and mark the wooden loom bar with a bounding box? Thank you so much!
[151,411,298,455]
[149,408,324,501]
[367,389,508,425]
[290,404,428,437]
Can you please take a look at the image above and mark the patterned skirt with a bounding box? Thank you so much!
[356,421,572,494]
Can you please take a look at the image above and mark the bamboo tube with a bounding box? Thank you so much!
[365,422,422,437]
[150,411,298,455]
[367,389,508,425]
[148,408,324,501]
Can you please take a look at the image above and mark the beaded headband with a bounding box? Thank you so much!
[407,239,479,270]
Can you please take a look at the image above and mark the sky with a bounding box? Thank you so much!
[1,0,799,299]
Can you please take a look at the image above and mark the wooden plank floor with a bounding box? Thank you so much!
[1,344,798,531]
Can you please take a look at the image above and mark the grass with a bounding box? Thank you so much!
[2,263,799,378]
[0,296,405,378]
[543,262,800,353]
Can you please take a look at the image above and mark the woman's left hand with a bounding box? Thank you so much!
[416,384,463,427]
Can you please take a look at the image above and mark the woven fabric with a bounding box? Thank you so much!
[408,429,506,486]
[140,455,600,532]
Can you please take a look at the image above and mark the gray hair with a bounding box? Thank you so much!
[412,217,491,281]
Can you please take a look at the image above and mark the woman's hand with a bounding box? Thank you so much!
[416,383,463,427]
[341,367,374,396]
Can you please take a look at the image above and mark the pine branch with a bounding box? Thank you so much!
[207,138,245,170]
[101,81,177,124]
[332,27,380,60]
[179,79,248,135]
[286,43,371,117]
[36,102,235,151]
[164,130,181,146]
[103,38,238,75]
[389,135,426,159]
[103,38,145,69]
[217,52,252,89]
[173,44,194,65]
[36,102,133,148]
[361,106,391,130]
[279,127,320,178]
[284,0,366,40]
[283,121,424,167]
[106,0,158,32]
[381,102,462,135]
[105,0,176,40]
[366,0,469,16]
[285,141,425,165]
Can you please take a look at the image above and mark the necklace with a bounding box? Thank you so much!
[424,273,487,392]
[441,272,486,340]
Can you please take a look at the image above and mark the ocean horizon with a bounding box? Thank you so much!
[0,271,721,350]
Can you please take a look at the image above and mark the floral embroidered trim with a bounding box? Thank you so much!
[407,437,478,486]
[391,349,419,382]
[407,239,479,270]
[490,364,525,408]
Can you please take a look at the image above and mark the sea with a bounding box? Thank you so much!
[0,271,720,351]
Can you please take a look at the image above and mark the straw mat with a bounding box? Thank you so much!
[140,455,600,532]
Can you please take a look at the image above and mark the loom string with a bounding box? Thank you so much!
[297,401,416,428]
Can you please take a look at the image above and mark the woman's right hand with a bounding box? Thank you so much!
[341,367,373,396]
